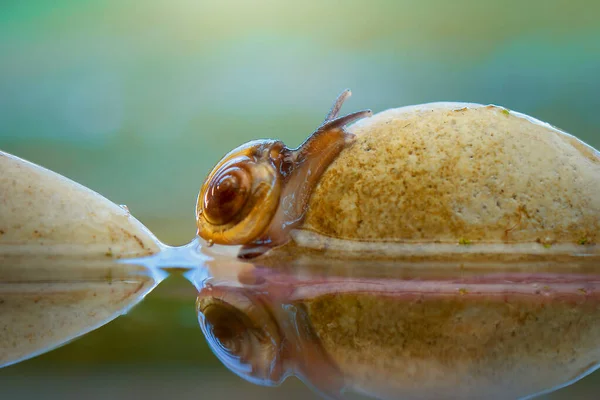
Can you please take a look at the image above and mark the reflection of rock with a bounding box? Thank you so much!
[195,259,600,400]
[304,290,600,400]
[0,260,159,367]
[0,151,163,367]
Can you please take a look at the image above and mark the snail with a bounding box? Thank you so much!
[196,90,372,258]
[196,90,599,261]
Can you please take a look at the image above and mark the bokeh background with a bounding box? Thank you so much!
[1,0,599,399]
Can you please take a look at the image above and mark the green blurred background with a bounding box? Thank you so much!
[1,0,599,398]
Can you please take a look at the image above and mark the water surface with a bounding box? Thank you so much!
[2,240,600,399]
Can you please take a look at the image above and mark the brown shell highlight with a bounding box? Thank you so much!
[196,140,283,245]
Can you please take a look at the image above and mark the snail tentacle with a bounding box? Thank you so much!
[323,88,352,122]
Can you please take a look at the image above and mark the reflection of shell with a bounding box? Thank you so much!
[300,104,600,246]
[0,151,162,367]
[196,288,284,385]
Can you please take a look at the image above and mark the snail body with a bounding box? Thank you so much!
[196,91,600,260]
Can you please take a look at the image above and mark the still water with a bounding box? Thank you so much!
[2,239,600,400]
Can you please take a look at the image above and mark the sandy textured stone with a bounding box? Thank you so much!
[0,151,160,258]
[301,103,600,247]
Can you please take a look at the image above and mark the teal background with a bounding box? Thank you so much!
[1,1,599,398]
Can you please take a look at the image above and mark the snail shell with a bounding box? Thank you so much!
[196,140,283,246]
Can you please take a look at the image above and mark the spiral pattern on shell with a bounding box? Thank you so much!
[202,164,252,225]
[196,142,282,245]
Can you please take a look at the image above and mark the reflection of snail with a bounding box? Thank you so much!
[196,267,600,400]
[196,90,599,260]
[196,284,344,397]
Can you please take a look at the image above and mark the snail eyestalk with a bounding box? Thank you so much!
[323,88,352,122]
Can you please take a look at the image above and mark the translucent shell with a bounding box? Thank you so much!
[196,140,283,246]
